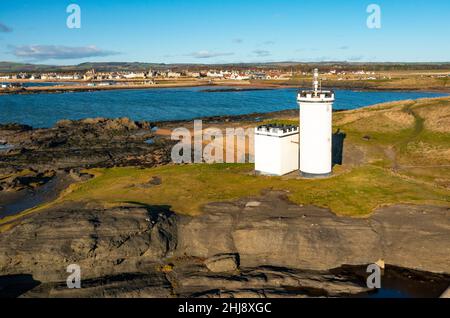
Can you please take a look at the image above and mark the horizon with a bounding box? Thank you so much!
[2,60,450,68]
[1,0,450,65]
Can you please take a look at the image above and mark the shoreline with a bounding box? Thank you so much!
[1,79,450,96]
[1,96,449,291]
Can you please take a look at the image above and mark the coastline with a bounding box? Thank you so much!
[1,78,450,96]
[1,96,449,298]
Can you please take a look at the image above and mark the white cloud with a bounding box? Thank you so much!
[10,45,120,60]
[253,50,271,57]
[347,55,364,61]
[188,50,234,59]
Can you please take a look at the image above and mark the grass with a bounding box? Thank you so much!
[260,119,299,126]
[21,163,448,218]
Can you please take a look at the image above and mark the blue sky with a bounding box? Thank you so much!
[0,0,449,65]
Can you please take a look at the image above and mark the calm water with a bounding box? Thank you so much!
[0,86,447,128]
[22,82,74,87]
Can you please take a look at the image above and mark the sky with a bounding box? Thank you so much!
[0,0,449,65]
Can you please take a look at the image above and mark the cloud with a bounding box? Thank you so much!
[262,40,275,45]
[339,46,350,50]
[0,22,12,33]
[347,55,364,61]
[188,50,234,59]
[295,48,318,53]
[253,50,271,57]
[10,45,120,60]
[232,38,243,44]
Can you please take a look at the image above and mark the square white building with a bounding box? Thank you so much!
[254,125,299,176]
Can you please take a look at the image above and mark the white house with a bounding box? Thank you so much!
[206,71,223,78]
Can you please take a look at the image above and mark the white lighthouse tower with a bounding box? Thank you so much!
[297,69,335,177]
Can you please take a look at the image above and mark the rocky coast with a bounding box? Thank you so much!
[0,97,449,298]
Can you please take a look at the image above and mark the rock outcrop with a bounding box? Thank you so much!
[0,169,55,192]
[0,118,175,215]
[0,205,177,282]
[0,118,174,173]
[204,254,239,273]
[176,191,450,273]
[0,191,449,297]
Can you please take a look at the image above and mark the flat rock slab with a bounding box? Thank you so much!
[0,204,176,282]
[204,254,239,273]
[0,191,449,289]
[176,191,450,273]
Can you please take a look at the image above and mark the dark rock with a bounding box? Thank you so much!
[136,176,162,189]
[69,169,94,182]
[21,272,172,298]
[171,265,370,298]
[0,193,449,297]
[0,117,174,171]
[0,123,32,132]
[0,169,55,192]
[46,136,67,148]
[0,275,41,298]
[149,176,162,186]
[0,206,177,282]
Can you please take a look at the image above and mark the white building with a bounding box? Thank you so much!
[187,72,201,78]
[297,69,334,177]
[206,71,224,78]
[229,72,249,80]
[57,75,76,80]
[167,71,181,78]
[123,72,145,79]
[254,125,299,176]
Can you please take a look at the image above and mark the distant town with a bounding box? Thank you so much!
[1,62,449,93]
[1,67,422,82]
[0,68,292,83]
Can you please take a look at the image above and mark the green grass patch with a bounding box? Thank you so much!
[52,163,449,217]
[260,119,299,126]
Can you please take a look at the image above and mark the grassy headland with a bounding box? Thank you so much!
[1,96,448,231]
[44,163,448,217]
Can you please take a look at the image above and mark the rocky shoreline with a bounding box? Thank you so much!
[0,117,175,215]
[1,109,449,298]
[0,191,448,298]
[1,80,449,96]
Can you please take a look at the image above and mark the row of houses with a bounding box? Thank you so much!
[0,68,293,82]
[0,83,23,89]
[204,70,291,80]
[0,73,84,81]
[83,69,291,80]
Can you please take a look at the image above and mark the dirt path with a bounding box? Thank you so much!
[384,101,423,171]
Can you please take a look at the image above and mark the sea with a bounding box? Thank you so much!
[0,86,447,128]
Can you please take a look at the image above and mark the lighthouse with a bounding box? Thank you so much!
[297,69,335,177]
